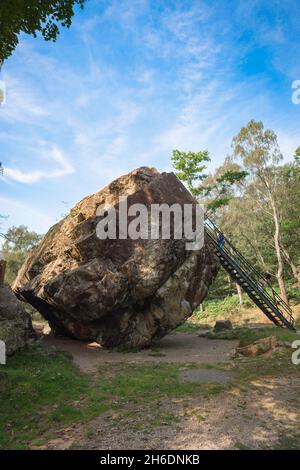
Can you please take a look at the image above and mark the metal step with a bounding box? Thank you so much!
[205,220,295,331]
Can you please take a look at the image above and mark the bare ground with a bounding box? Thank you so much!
[32,328,300,451]
[39,331,238,371]
[33,375,300,450]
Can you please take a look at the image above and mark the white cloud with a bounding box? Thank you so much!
[1,74,50,123]
[1,0,299,228]
[0,196,54,235]
[4,145,75,184]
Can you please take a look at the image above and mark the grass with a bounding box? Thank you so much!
[274,429,300,450]
[0,347,229,449]
[87,362,227,433]
[206,325,299,347]
[0,347,108,449]
[233,348,299,382]
[175,322,207,334]
[181,295,300,328]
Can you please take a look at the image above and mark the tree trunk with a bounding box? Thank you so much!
[0,260,6,284]
[236,282,243,305]
[270,196,289,304]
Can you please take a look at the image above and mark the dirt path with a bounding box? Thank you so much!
[34,375,300,450]
[32,329,300,450]
[40,331,238,371]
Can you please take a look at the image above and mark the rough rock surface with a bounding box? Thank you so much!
[0,285,35,356]
[236,336,278,357]
[13,167,219,348]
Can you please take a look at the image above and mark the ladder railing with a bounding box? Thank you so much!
[205,218,295,330]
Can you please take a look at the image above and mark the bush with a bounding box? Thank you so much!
[194,295,243,321]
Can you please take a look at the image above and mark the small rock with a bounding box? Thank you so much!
[213,320,232,333]
[236,336,277,357]
[43,324,52,335]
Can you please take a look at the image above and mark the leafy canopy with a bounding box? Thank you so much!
[172,149,247,212]
[2,225,42,284]
[171,149,210,197]
[232,119,283,172]
[0,0,85,62]
[295,146,300,166]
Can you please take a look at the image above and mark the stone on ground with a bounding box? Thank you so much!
[13,167,219,349]
[214,320,233,333]
[236,336,278,357]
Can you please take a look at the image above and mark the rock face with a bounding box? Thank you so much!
[0,285,35,356]
[13,167,219,348]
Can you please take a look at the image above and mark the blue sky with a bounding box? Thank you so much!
[0,0,300,235]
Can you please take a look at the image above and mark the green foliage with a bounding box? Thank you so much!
[204,167,248,213]
[294,146,300,165]
[285,283,300,304]
[172,150,247,213]
[2,225,42,284]
[206,196,231,211]
[171,149,210,196]
[200,295,252,319]
[0,0,85,62]
[216,170,248,185]
[232,119,283,169]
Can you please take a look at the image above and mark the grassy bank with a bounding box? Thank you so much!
[179,294,300,328]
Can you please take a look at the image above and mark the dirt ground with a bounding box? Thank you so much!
[30,326,300,451]
[38,374,299,450]
[40,331,238,371]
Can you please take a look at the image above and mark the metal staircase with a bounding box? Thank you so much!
[205,219,295,330]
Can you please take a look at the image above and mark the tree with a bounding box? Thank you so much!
[171,149,211,197]
[199,157,248,214]
[232,120,289,303]
[276,152,300,287]
[172,150,247,209]
[172,150,248,306]
[295,147,300,165]
[2,225,42,284]
[0,0,85,63]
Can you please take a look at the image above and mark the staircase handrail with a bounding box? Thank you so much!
[204,218,294,325]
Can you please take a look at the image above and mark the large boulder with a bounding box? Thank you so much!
[13,167,219,348]
[0,285,35,356]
